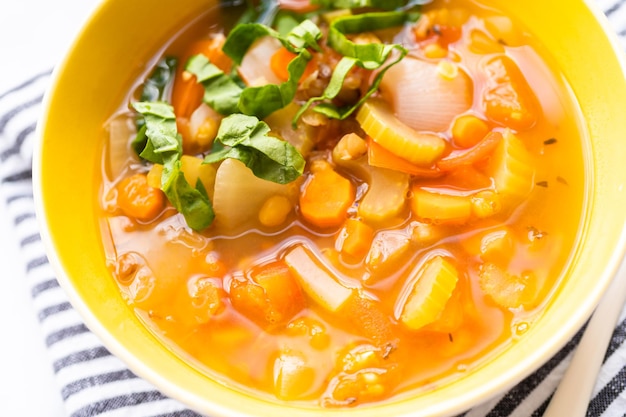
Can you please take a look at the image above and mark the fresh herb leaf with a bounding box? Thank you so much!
[132,101,214,230]
[238,49,312,118]
[191,19,321,119]
[162,159,215,230]
[185,54,243,115]
[204,114,305,184]
[139,57,178,102]
[311,0,408,10]
[133,57,177,154]
[294,11,411,122]
[132,101,181,163]
[327,11,411,69]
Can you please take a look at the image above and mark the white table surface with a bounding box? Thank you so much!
[0,1,100,414]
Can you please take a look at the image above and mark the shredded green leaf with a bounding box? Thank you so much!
[132,101,214,231]
[294,11,412,123]
[185,54,242,115]
[133,57,177,154]
[311,0,408,10]
[204,114,305,184]
[189,19,321,119]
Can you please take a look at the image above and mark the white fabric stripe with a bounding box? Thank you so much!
[47,329,108,361]
[55,354,131,389]
[36,306,86,338]
[64,372,155,412]
[510,352,573,416]
[98,398,195,417]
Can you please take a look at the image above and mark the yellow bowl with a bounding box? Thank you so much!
[34,0,626,416]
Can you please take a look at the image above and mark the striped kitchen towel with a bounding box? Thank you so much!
[0,1,625,416]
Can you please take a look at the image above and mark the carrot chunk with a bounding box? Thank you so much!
[116,173,165,221]
[230,261,304,327]
[270,47,317,82]
[299,160,355,229]
[339,218,375,260]
[482,55,539,130]
[436,131,503,171]
[171,36,232,119]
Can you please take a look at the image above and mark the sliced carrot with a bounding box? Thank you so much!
[339,218,374,260]
[367,137,444,178]
[270,47,317,82]
[171,36,232,119]
[436,131,503,172]
[299,160,355,229]
[278,0,320,13]
[482,55,539,131]
[116,173,165,221]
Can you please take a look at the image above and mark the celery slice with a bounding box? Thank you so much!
[356,98,446,166]
[396,255,459,330]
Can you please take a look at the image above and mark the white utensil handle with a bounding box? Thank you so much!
[543,258,626,417]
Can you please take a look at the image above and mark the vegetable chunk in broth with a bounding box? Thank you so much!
[100,0,586,407]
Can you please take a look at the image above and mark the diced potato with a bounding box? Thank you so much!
[173,276,225,327]
[180,155,218,200]
[478,262,538,309]
[356,98,446,166]
[461,226,516,266]
[146,163,163,188]
[397,255,459,331]
[273,351,316,400]
[264,102,317,156]
[410,187,472,224]
[284,245,354,313]
[484,15,524,47]
[471,190,502,219]
[366,231,411,273]
[185,103,221,155]
[338,218,375,260]
[212,159,297,231]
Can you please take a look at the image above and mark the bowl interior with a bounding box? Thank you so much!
[35,0,626,416]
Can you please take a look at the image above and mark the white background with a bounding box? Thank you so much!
[0,0,100,415]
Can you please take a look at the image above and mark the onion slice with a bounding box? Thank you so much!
[379,57,473,132]
[238,37,283,86]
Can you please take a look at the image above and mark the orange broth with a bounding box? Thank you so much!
[99,0,587,408]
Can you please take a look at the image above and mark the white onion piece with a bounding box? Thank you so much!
[189,103,220,136]
[379,57,473,132]
[238,36,283,86]
[212,159,296,233]
[106,114,139,179]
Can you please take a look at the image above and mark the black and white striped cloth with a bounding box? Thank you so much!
[1,1,625,416]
